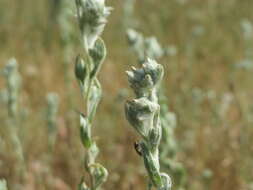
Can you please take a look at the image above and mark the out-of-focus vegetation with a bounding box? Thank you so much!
[0,0,253,189]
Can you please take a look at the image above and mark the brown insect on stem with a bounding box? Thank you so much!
[134,141,142,156]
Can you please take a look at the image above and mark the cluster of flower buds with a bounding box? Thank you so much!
[126,58,164,100]
[125,58,172,190]
[75,0,112,51]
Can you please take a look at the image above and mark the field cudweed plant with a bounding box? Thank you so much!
[74,0,112,189]
[126,29,186,189]
[125,58,172,190]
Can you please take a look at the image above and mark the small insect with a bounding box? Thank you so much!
[134,141,142,156]
[74,109,86,118]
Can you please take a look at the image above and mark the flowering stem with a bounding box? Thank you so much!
[74,0,111,189]
[125,58,172,190]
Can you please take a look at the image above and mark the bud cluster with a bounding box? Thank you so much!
[75,0,112,51]
[126,58,164,99]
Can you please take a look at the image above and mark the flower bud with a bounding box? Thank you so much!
[75,55,87,83]
[78,178,89,190]
[90,163,108,189]
[126,58,164,97]
[89,38,106,79]
[159,173,172,190]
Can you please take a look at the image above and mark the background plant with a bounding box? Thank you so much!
[122,0,137,29]
[1,59,25,184]
[46,92,59,152]
[57,0,77,108]
[0,179,7,190]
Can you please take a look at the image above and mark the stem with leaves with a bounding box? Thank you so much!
[126,29,186,189]
[74,0,112,189]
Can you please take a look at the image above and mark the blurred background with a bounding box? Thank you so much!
[0,0,253,189]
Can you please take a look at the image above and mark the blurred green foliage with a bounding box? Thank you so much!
[0,0,253,189]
